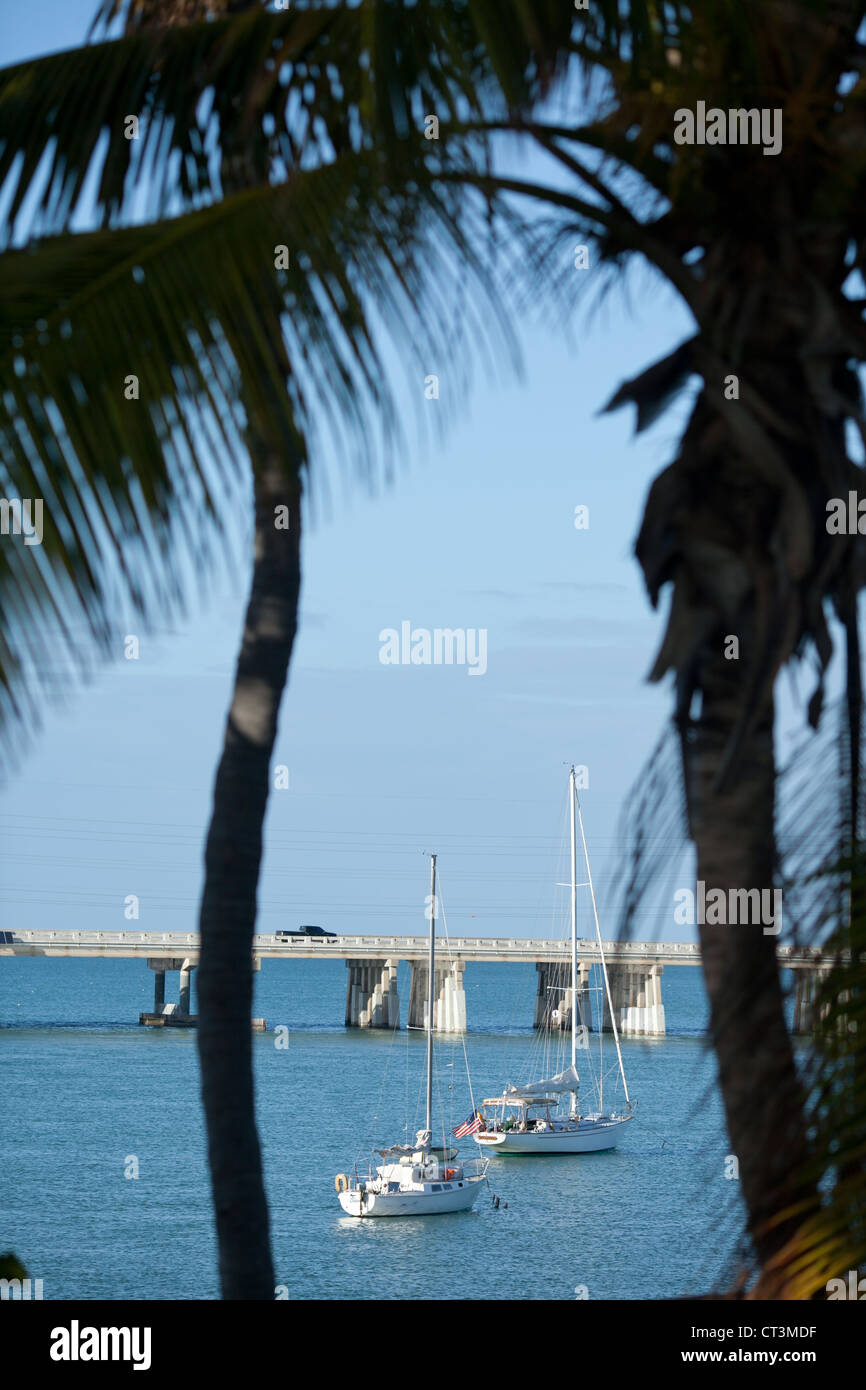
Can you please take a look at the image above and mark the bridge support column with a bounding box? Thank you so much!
[142,956,264,1030]
[602,963,665,1036]
[534,961,592,1031]
[408,959,466,1033]
[792,966,831,1034]
[178,959,193,1016]
[345,959,400,1029]
[146,958,191,1021]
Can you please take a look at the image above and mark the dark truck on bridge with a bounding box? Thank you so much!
[275,925,337,939]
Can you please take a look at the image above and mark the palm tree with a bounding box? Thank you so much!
[0,0,570,1297]
[456,0,866,1293]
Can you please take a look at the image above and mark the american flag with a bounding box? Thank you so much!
[453,1110,484,1138]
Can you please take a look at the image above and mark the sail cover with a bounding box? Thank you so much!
[505,1063,580,1097]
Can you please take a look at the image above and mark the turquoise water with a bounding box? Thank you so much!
[1,957,752,1299]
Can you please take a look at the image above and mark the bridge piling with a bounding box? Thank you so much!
[602,963,666,1036]
[345,959,400,1029]
[144,957,197,1027]
[534,961,592,1032]
[140,955,264,1030]
[408,959,466,1033]
[178,959,192,1016]
[792,965,832,1034]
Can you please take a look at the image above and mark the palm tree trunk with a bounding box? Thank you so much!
[685,637,815,1287]
[197,443,301,1299]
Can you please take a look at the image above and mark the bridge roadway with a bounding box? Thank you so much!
[1,930,831,1035]
[0,929,827,966]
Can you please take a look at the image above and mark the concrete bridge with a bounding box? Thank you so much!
[0,929,832,1035]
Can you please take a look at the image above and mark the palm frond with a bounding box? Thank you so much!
[0,149,510,770]
[612,686,866,1296]
[0,0,575,247]
[762,690,866,1296]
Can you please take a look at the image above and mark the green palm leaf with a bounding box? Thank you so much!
[0,0,574,246]
[0,150,507,769]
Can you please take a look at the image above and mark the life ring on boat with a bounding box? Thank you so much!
[335,1173,350,1193]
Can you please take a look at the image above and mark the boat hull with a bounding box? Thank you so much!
[338,1177,485,1218]
[475,1115,632,1155]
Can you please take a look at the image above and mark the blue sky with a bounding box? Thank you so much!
[0,3,823,943]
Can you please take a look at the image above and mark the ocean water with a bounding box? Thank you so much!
[1,956,758,1300]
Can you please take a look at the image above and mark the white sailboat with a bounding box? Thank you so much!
[336,854,489,1216]
[475,766,634,1156]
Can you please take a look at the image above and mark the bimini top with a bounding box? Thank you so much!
[481,1095,560,1108]
[375,1143,458,1160]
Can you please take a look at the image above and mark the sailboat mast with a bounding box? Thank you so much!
[575,791,630,1107]
[426,853,436,1136]
[570,767,577,1073]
